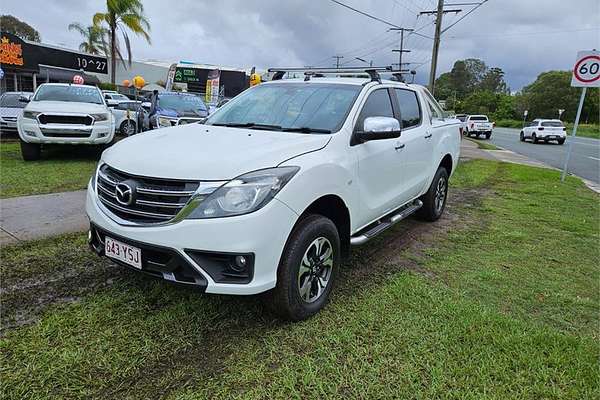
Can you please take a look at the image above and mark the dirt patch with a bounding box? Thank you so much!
[1,255,129,332]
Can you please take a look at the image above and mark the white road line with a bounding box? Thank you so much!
[588,156,600,161]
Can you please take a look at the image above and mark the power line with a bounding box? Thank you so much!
[328,0,401,28]
[441,0,488,34]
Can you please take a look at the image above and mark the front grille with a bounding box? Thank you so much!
[40,128,91,138]
[97,164,201,224]
[3,116,17,122]
[38,114,93,125]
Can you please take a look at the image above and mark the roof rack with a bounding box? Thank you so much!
[390,70,417,83]
[268,66,393,83]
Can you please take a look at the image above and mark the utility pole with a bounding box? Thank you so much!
[427,0,445,94]
[333,55,344,68]
[389,27,413,72]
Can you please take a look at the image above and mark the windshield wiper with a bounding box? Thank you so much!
[282,127,332,134]
[211,122,282,131]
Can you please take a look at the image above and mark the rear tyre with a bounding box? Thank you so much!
[520,131,525,142]
[485,132,491,139]
[267,214,340,321]
[417,166,449,222]
[20,140,41,161]
[558,138,565,145]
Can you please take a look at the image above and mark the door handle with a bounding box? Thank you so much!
[394,144,405,150]
[424,133,433,139]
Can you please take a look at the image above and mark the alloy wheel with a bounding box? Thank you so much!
[297,237,333,303]
[434,176,447,214]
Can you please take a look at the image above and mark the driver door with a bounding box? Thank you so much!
[352,88,404,228]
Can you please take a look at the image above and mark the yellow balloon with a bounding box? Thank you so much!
[249,73,261,87]
[132,75,145,89]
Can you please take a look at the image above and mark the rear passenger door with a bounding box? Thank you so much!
[393,88,432,203]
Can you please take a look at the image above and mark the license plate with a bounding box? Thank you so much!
[105,237,142,269]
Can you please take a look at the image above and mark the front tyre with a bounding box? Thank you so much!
[268,214,340,321]
[120,120,136,136]
[417,167,449,222]
[20,140,41,161]
[520,131,525,142]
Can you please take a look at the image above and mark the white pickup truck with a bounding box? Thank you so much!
[17,83,115,160]
[86,69,461,320]
[464,115,494,139]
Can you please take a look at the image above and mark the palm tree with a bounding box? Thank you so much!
[93,0,151,84]
[68,22,108,55]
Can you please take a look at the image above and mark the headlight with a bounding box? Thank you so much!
[23,110,41,120]
[185,166,299,219]
[159,116,173,127]
[91,113,109,122]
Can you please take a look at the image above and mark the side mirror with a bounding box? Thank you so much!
[19,95,30,103]
[141,101,151,110]
[356,116,401,143]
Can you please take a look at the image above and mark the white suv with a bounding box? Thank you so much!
[520,119,566,144]
[17,83,115,160]
[86,71,461,320]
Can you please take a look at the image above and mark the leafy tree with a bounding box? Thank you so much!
[93,0,151,84]
[68,22,108,55]
[0,15,40,42]
[434,58,508,100]
[519,71,599,123]
[479,67,509,94]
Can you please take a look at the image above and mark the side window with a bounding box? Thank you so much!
[421,88,444,120]
[394,89,421,129]
[356,89,394,131]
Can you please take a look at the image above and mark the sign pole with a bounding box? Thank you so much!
[561,87,587,182]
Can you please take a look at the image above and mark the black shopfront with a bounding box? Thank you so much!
[0,32,108,93]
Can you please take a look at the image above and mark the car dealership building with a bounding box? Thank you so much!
[0,31,107,93]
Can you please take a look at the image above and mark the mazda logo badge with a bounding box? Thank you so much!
[115,182,134,206]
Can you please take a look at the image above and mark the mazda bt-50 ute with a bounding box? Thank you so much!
[87,68,461,321]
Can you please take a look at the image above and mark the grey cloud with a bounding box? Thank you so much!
[2,0,599,89]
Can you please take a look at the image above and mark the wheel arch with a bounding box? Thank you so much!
[439,153,453,175]
[295,194,351,259]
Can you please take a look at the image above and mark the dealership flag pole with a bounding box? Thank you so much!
[561,87,586,182]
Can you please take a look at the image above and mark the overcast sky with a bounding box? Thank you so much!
[3,0,599,90]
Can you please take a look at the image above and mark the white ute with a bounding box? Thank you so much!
[86,68,461,320]
[17,83,115,160]
[464,114,494,139]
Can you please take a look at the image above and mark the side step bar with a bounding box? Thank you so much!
[350,199,423,245]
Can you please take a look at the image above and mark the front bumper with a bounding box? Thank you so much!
[0,119,18,131]
[18,118,115,144]
[86,186,299,295]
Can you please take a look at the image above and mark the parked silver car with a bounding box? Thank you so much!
[0,91,33,133]
[110,100,148,135]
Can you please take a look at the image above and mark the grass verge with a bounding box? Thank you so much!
[1,160,598,399]
[466,137,500,150]
[0,141,99,198]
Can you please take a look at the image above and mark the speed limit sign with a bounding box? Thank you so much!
[571,50,600,87]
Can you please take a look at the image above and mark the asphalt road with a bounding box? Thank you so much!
[488,127,600,184]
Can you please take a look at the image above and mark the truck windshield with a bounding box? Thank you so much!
[159,94,207,113]
[34,85,104,104]
[206,83,361,133]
